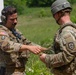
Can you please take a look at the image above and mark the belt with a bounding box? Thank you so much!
[15,67,25,72]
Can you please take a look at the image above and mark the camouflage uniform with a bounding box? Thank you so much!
[0,25,32,75]
[45,23,76,75]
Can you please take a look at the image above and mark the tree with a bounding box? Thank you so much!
[4,0,26,14]
[26,0,55,7]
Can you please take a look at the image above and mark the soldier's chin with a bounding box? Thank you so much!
[11,25,16,28]
[12,24,16,27]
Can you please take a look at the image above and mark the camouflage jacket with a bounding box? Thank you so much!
[45,23,76,75]
[0,25,32,69]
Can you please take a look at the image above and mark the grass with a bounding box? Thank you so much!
[17,11,58,75]
[18,16,59,47]
[22,7,52,18]
[16,5,76,75]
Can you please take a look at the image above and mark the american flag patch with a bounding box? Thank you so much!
[0,32,8,35]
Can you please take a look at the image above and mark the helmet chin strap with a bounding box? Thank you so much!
[56,17,61,25]
[55,9,71,25]
[56,11,65,25]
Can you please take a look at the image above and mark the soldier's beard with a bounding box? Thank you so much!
[9,23,17,30]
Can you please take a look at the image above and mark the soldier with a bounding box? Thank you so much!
[0,6,46,75]
[39,0,76,75]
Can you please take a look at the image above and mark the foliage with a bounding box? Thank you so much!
[71,4,76,23]
[26,54,51,75]
[26,0,55,7]
[4,0,26,14]
[4,0,76,15]
[68,0,76,4]
[18,12,57,75]
[23,7,52,18]
[26,0,76,7]
[39,9,47,17]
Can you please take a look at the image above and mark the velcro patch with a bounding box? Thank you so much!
[67,42,75,50]
[1,36,6,40]
[66,41,76,52]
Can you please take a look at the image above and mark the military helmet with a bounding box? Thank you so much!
[51,0,72,15]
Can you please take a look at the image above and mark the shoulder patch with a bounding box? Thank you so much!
[67,42,75,50]
[66,41,76,52]
[0,32,8,36]
[62,32,76,51]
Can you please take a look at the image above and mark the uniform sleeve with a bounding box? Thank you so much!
[45,30,76,68]
[0,31,22,53]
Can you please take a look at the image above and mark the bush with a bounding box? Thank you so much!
[39,9,47,17]
[71,16,76,23]
[26,0,55,7]
[4,0,26,15]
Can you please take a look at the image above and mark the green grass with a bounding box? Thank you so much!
[17,14,58,75]
[16,5,76,75]
[18,16,59,47]
[22,7,52,18]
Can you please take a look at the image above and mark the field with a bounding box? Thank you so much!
[17,5,76,75]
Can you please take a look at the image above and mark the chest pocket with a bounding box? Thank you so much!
[8,32,23,44]
[53,31,63,54]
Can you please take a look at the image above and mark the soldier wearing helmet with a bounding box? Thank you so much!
[51,0,72,24]
[0,6,46,75]
[39,0,76,75]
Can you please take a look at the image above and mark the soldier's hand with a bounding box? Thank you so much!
[40,47,48,51]
[39,53,47,63]
[27,45,44,54]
